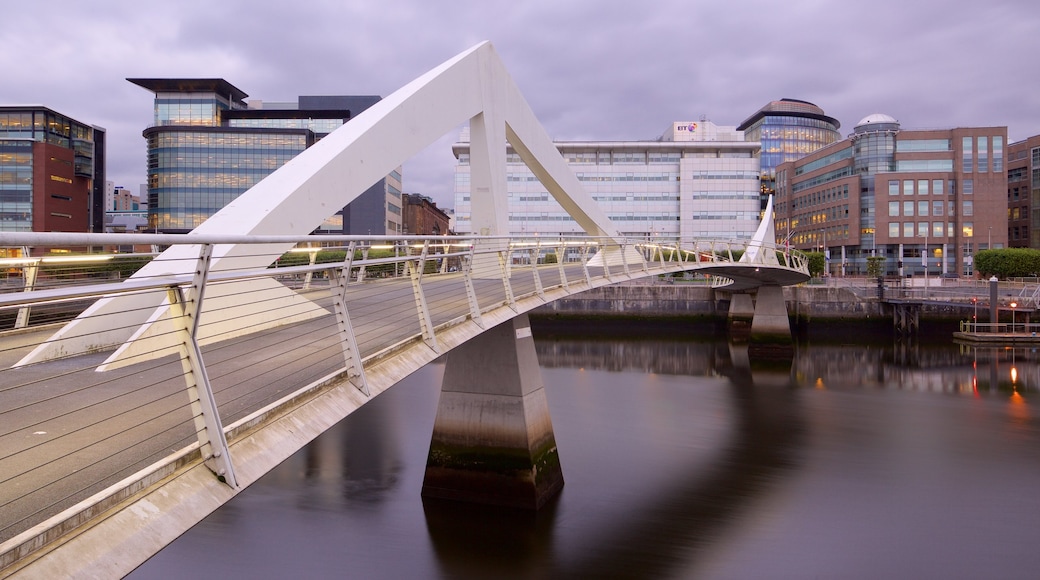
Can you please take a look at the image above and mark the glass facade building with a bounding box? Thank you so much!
[738,99,841,205]
[0,107,105,234]
[130,79,400,234]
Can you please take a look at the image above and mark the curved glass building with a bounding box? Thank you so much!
[738,98,841,200]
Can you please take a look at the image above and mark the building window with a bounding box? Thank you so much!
[904,201,914,216]
[963,179,973,195]
[993,136,1004,173]
[963,200,973,216]
[933,179,944,195]
[918,180,929,195]
[918,201,929,216]
[963,136,973,172]
[963,222,973,238]
[903,222,914,237]
[889,223,900,237]
[903,180,914,195]
[888,180,899,196]
[918,222,929,237]
[889,201,899,217]
[932,201,944,216]
[978,136,988,173]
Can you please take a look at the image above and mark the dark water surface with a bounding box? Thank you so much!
[129,327,1040,579]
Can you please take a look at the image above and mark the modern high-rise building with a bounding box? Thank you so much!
[1006,135,1040,248]
[128,79,402,234]
[0,106,106,236]
[775,114,1007,277]
[738,98,841,203]
[452,120,761,240]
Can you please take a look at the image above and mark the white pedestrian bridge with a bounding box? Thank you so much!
[0,40,808,578]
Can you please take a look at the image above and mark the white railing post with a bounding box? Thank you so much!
[15,259,38,329]
[167,243,237,487]
[331,241,369,395]
[530,247,544,298]
[499,243,517,311]
[580,243,593,286]
[408,240,439,352]
[556,244,568,290]
[462,243,485,329]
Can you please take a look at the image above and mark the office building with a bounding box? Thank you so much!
[0,106,106,236]
[452,120,761,240]
[1007,135,1040,248]
[738,98,841,202]
[402,193,451,236]
[775,114,1007,277]
[128,79,402,234]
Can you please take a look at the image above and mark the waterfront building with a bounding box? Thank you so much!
[402,193,451,236]
[775,114,1007,277]
[128,79,402,234]
[0,106,106,236]
[1007,135,1040,248]
[737,98,841,203]
[452,120,761,240]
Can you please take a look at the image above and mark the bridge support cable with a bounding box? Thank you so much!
[408,241,440,353]
[462,246,485,329]
[331,242,370,396]
[167,243,238,488]
[422,313,563,509]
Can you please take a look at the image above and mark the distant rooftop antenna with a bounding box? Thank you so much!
[700,114,707,122]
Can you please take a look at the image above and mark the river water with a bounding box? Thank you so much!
[129,321,1040,579]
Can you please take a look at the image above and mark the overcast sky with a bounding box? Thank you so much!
[3,0,1038,209]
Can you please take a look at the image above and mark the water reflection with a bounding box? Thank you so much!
[130,325,1040,580]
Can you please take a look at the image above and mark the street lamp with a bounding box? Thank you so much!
[971,297,978,332]
[1010,301,1018,333]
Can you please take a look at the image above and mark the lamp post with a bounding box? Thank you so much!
[1011,301,1018,334]
[971,297,978,332]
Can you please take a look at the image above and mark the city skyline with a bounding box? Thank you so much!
[3,0,1037,209]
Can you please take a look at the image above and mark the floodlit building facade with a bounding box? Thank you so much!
[128,79,402,234]
[775,114,1007,277]
[0,106,106,236]
[452,120,761,241]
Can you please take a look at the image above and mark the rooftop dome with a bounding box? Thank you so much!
[856,113,898,127]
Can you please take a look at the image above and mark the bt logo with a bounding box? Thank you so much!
[678,123,698,132]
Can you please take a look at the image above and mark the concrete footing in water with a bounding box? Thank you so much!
[422,313,563,510]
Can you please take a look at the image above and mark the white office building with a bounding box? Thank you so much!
[451,120,761,240]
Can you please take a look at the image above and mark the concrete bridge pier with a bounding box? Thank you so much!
[727,293,755,340]
[749,285,793,355]
[422,313,563,509]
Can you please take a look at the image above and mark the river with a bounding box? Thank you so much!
[129,321,1040,579]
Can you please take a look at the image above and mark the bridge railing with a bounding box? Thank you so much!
[0,231,806,565]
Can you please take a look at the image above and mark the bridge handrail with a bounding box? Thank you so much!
[0,231,806,568]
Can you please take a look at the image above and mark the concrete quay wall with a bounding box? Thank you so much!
[532,283,884,321]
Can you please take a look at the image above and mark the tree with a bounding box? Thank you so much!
[974,248,1040,279]
[806,252,826,278]
[867,256,885,278]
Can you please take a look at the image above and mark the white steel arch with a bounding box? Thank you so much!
[21,41,625,366]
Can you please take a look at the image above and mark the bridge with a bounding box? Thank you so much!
[0,41,808,578]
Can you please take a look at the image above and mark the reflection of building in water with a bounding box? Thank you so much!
[791,342,1040,394]
[535,339,719,376]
